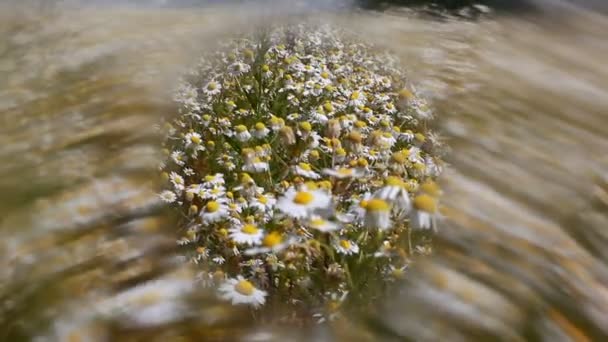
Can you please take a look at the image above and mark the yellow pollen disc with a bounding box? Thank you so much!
[421,181,441,197]
[241,224,259,235]
[323,102,334,112]
[357,158,368,167]
[196,247,206,254]
[366,198,390,212]
[310,218,326,226]
[415,133,426,142]
[263,232,283,247]
[414,194,437,213]
[293,191,314,205]
[191,135,201,144]
[335,148,347,156]
[235,280,255,296]
[350,91,360,100]
[386,103,395,109]
[235,125,247,133]
[255,122,266,130]
[385,176,404,187]
[338,168,353,176]
[262,64,270,72]
[321,71,329,79]
[257,195,268,204]
[413,163,426,171]
[392,152,407,164]
[382,132,393,138]
[299,122,312,132]
[355,120,366,128]
[206,201,220,213]
[207,82,217,90]
[211,188,221,195]
[339,240,351,249]
[359,200,369,209]
[298,163,312,171]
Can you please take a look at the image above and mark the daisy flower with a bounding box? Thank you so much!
[229,223,264,245]
[307,216,341,232]
[295,162,321,179]
[322,167,365,179]
[159,190,177,203]
[363,198,392,230]
[334,239,359,255]
[373,176,412,214]
[276,187,331,219]
[203,80,222,96]
[234,125,252,142]
[252,122,270,139]
[200,200,229,223]
[410,194,439,231]
[218,276,267,308]
[169,172,185,191]
[244,232,294,256]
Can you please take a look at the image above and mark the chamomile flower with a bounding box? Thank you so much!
[295,162,321,179]
[410,194,439,231]
[363,198,392,230]
[307,216,341,232]
[200,200,229,223]
[229,223,264,245]
[322,167,365,179]
[252,122,270,139]
[159,190,177,203]
[276,187,331,219]
[169,172,185,191]
[234,125,252,142]
[203,80,222,96]
[334,239,359,255]
[244,232,294,255]
[373,176,412,214]
[218,276,267,308]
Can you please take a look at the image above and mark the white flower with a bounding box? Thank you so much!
[294,163,320,179]
[252,122,270,139]
[276,187,332,219]
[234,125,252,142]
[373,177,412,215]
[410,194,439,231]
[334,239,359,255]
[307,216,340,232]
[229,223,264,245]
[159,190,177,203]
[322,167,365,179]
[244,231,295,256]
[203,80,222,96]
[363,198,392,230]
[243,157,269,173]
[169,172,185,191]
[171,150,186,166]
[200,200,229,223]
[348,90,366,107]
[250,194,276,212]
[218,276,267,308]
[228,62,251,76]
[184,132,202,148]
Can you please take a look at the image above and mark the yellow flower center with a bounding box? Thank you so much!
[235,125,247,133]
[420,181,441,197]
[347,131,362,143]
[414,194,437,213]
[299,121,312,132]
[339,240,351,249]
[196,247,206,254]
[392,151,407,164]
[298,163,312,171]
[366,198,391,212]
[385,176,404,187]
[359,200,369,209]
[323,102,334,113]
[257,195,268,204]
[355,120,367,128]
[235,280,255,296]
[320,71,330,79]
[293,191,314,205]
[190,135,201,144]
[350,91,360,100]
[255,122,266,131]
[206,201,220,213]
[337,168,353,176]
[263,232,283,247]
[262,64,270,72]
[335,148,347,157]
[207,82,217,90]
[415,133,426,142]
[310,218,326,227]
[241,224,259,235]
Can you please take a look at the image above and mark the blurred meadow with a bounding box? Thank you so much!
[1,0,608,340]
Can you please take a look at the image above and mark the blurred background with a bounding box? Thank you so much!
[1,0,608,340]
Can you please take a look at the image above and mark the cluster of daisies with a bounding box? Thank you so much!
[158,24,445,317]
